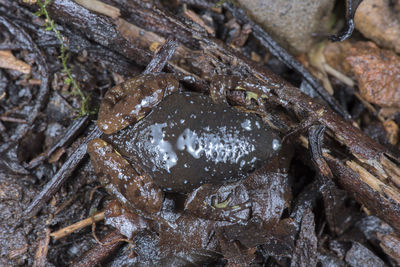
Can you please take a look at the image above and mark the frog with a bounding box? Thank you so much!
[87,72,283,220]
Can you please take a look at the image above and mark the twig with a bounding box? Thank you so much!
[50,211,105,240]
[0,116,28,123]
[183,8,215,35]
[24,125,102,218]
[144,36,179,74]
[48,0,152,66]
[33,228,51,267]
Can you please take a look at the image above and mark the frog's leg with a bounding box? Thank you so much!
[210,75,274,107]
[210,75,285,132]
[97,73,179,135]
[87,138,163,215]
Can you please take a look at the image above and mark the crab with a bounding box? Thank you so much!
[87,73,292,264]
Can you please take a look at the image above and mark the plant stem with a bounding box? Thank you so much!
[36,0,92,116]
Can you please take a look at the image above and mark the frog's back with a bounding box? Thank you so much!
[104,92,280,192]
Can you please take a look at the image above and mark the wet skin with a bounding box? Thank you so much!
[87,73,281,216]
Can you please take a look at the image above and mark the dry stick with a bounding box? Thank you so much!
[47,0,190,79]
[48,0,151,66]
[0,116,28,123]
[24,126,102,218]
[143,36,179,74]
[33,228,51,267]
[50,212,105,240]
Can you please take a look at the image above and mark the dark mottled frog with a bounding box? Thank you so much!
[87,73,281,216]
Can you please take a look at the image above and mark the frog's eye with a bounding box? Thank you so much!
[272,139,281,151]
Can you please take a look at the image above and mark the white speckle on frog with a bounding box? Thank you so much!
[272,138,281,151]
[116,171,129,181]
[241,119,252,131]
